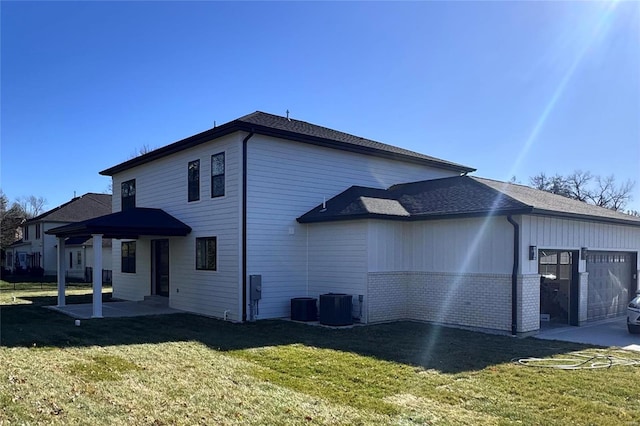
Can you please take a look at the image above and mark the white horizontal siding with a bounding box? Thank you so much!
[43,223,66,275]
[246,135,458,319]
[110,133,242,319]
[112,239,150,301]
[307,221,368,320]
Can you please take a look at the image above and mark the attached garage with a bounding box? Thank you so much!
[299,175,640,335]
[586,251,638,321]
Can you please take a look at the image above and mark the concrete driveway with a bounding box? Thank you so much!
[535,317,640,352]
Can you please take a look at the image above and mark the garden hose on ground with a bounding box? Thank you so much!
[512,351,640,370]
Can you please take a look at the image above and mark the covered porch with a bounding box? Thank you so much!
[47,296,183,319]
[46,207,191,318]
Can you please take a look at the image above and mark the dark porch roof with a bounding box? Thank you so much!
[46,208,192,239]
[297,176,640,227]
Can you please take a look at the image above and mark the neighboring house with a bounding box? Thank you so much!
[47,112,640,334]
[7,193,113,280]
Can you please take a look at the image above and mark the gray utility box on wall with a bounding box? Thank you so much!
[319,293,353,326]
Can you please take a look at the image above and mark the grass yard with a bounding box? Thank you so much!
[1,281,639,425]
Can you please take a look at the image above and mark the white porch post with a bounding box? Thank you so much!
[92,234,103,318]
[57,237,66,307]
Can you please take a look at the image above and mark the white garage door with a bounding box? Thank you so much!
[586,251,634,321]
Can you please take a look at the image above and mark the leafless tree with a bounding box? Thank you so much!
[565,170,592,202]
[530,171,635,212]
[529,172,571,198]
[129,144,154,159]
[1,190,26,248]
[16,195,47,219]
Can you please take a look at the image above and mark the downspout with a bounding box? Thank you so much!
[506,215,519,336]
[242,131,255,322]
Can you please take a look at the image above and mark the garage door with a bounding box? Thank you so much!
[586,251,635,321]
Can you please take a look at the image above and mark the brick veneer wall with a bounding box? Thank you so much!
[518,274,541,333]
[368,272,517,332]
[367,272,410,322]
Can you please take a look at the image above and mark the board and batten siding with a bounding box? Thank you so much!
[520,215,640,274]
[246,135,459,319]
[110,132,244,320]
[365,217,515,329]
[367,217,514,274]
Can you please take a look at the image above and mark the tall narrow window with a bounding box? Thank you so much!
[24,225,29,240]
[121,241,136,273]
[196,237,217,270]
[35,224,41,239]
[69,252,73,269]
[211,153,225,198]
[188,160,200,202]
[121,179,136,211]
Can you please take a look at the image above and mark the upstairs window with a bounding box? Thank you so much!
[24,225,29,240]
[188,160,200,202]
[211,153,225,198]
[121,179,136,211]
[121,241,136,273]
[35,224,41,239]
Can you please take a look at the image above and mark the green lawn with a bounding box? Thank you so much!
[1,281,639,425]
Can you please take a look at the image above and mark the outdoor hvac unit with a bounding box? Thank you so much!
[290,297,317,322]
[319,293,353,326]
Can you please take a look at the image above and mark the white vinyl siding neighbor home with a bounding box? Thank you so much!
[48,111,640,335]
[5,193,112,280]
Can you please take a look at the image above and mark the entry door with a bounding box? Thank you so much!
[152,239,170,297]
[539,250,579,325]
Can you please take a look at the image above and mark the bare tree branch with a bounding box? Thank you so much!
[16,195,47,219]
[530,171,634,212]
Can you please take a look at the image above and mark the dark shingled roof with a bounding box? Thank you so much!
[100,111,475,176]
[27,193,112,224]
[64,236,113,248]
[297,176,640,227]
[46,208,192,239]
[473,177,640,225]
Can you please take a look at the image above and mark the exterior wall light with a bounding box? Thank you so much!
[529,245,537,261]
[581,247,588,260]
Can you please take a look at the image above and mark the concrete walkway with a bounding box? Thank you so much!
[535,316,640,352]
[46,300,183,319]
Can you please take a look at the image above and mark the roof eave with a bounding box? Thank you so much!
[529,208,640,227]
[100,119,475,176]
[100,121,245,176]
[247,124,476,174]
[297,207,532,224]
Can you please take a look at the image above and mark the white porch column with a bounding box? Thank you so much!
[57,237,66,307]
[92,234,103,318]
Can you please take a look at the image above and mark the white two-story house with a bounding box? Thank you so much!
[7,193,112,280]
[48,112,640,335]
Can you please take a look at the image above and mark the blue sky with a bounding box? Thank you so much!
[2,1,639,212]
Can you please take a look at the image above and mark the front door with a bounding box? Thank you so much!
[152,239,170,297]
[539,250,579,325]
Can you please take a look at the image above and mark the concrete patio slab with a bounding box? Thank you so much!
[46,300,183,319]
[535,316,640,352]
